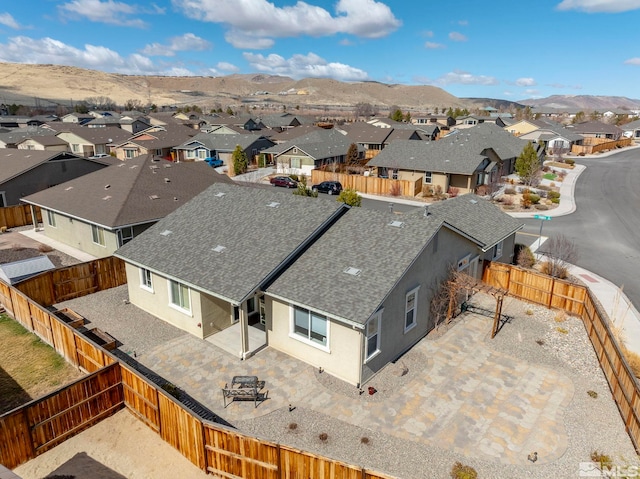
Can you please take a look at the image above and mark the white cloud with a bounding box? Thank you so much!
[434,70,499,86]
[556,0,640,12]
[0,36,192,75]
[425,42,445,49]
[174,0,401,49]
[0,13,21,29]
[142,33,211,56]
[59,0,147,27]
[458,20,468,26]
[503,90,514,97]
[448,31,467,41]
[515,77,537,87]
[624,57,640,64]
[243,51,368,81]
[216,61,239,72]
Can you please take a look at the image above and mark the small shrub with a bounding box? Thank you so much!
[528,193,541,204]
[587,390,598,399]
[536,339,545,346]
[537,184,551,191]
[501,195,514,206]
[517,246,536,268]
[38,244,54,253]
[622,346,640,378]
[360,436,370,444]
[389,181,401,197]
[447,186,460,198]
[555,326,568,334]
[502,205,515,210]
[590,451,613,470]
[504,187,517,195]
[548,191,560,200]
[535,204,549,210]
[475,184,489,196]
[557,171,567,180]
[541,261,569,279]
[525,309,534,316]
[161,382,181,399]
[578,152,585,157]
[565,158,575,166]
[319,432,328,442]
[520,195,532,209]
[288,422,298,431]
[450,461,478,479]
[289,174,299,182]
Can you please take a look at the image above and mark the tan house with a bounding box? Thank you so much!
[21,155,233,257]
[111,125,196,161]
[115,184,522,386]
[56,125,131,157]
[16,136,70,152]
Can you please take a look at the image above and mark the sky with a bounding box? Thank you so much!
[0,0,639,101]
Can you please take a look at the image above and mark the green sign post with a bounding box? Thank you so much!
[533,214,552,251]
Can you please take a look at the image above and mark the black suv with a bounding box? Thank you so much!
[311,181,343,195]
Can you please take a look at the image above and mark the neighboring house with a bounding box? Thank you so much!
[112,125,196,161]
[0,126,59,149]
[16,136,70,152]
[173,132,275,164]
[368,123,533,195]
[0,256,56,285]
[56,125,130,157]
[565,121,624,140]
[262,129,361,175]
[268,125,326,144]
[519,126,584,154]
[340,122,423,161]
[503,118,563,137]
[0,150,114,207]
[86,115,151,134]
[620,119,640,139]
[60,113,94,125]
[114,184,522,386]
[412,115,456,128]
[21,155,233,257]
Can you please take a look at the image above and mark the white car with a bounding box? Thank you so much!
[89,153,110,159]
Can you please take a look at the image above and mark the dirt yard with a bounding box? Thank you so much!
[0,314,83,414]
[14,410,210,479]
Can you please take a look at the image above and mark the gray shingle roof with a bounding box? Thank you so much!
[566,121,624,135]
[115,184,346,304]
[428,194,523,251]
[22,155,231,228]
[0,150,104,184]
[267,206,442,325]
[262,128,354,159]
[175,132,271,152]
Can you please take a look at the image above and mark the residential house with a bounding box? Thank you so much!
[268,125,326,144]
[173,132,275,164]
[56,125,131,157]
[60,113,94,125]
[111,125,196,161]
[261,128,361,175]
[0,126,60,149]
[16,136,70,152]
[412,115,456,129]
[368,123,533,195]
[565,121,624,140]
[21,155,233,257]
[503,118,563,137]
[518,126,584,155]
[340,122,422,161]
[114,184,522,385]
[620,119,640,139]
[86,115,151,134]
[0,150,114,207]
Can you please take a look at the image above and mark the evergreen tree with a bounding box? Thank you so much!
[232,145,248,176]
[515,142,541,186]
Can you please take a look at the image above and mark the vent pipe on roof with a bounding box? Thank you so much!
[388,203,394,214]
[423,205,429,217]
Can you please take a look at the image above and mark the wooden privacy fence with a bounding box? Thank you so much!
[571,137,632,155]
[0,205,40,229]
[0,276,396,479]
[310,170,422,197]
[483,263,640,452]
[14,256,127,307]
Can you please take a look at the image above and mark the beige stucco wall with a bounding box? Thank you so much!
[124,262,205,338]
[504,121,538,137]
[267,296,362,385]
[18,140,68,152]
[200,292,234,337]
[42,210,118,257]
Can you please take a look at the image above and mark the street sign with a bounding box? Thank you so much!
[534,214,552,220]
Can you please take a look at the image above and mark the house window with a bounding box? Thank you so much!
[156,149,162,156]
[392,169,398,180]
[46,210,56,228]
[91,224,105,246]
[125,149,136,159]
[169,279,191,313]
[492,241,504,260]
[424,171,432,184]
[365,311,382,362]
[197,149,206,159]
[71,144,81,153]
[0,192,5,207]
[292,305,328,348]
[118,226,134,246]
[291,158,301,169]
[405,287,419,333]
[140,268,153,291]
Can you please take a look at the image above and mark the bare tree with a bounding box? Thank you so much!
[430,268,474,328]
[354,102,374,119]
[541,234,578,279]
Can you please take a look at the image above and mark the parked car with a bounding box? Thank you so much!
[270,176,298,188]
[205,157,224,168]
[89,153,110,159]
[311,181,343,195]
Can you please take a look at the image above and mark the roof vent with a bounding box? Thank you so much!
[212,245,226,253]
[103,195,112,200]
[214,192,226,198]
[344,267,361,276]
[388,220,405,228]
[130,165,138,169]
[423,205,430,217]
[104,184,110,189]
[160,230,172,236]
[150,165,159,170]
[149,194,159,200]
[164,178,170,183]
[469,199,478,204]
[65,186,73,191]
[164,164,172,168]
[267,201,280,208]
[174,197,178,201]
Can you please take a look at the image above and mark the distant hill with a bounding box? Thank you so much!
[462,98,526,111]
[0,62,468,114]
[518,95,640,111]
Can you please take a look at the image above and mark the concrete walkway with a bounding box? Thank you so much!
[18,228,97,263]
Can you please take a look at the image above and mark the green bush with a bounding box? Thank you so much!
[289,174,299,182]
[565,158,575,166]
[450,462,478,479]
[548,191,560,200]
[337,188,362,207]
[258,154,266,168]
[527,193,541,204]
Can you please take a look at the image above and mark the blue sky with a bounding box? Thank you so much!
[0,0,639,101]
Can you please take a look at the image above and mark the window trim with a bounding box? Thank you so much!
[91,224,106,247]
[424,171,432,184]
[492,240,504,260]
[168,279,191,315]
[139,268,153,292]
[46,210,56,228]
[404,286,419,333]
[289,304,330,352]
[365,310,382,363]
[118,226,134,246]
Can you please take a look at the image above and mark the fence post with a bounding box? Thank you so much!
[548,278,555,309]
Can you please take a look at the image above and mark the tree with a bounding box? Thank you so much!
[73,101,89,114]
[572,111,585,124]
[404,111,411,123]
[337,188,361,207]
[589,110,602,121]
[346,143,359,165]
[434,107,439,114]
[391,109,404,122]
[541,234,578,279]
[123,99,144,111]
[232,145,248,176]
[225,106,234,115]
[354,102,375,119]
[515,142,541,186]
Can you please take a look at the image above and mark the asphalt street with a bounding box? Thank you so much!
[520,149,640,308]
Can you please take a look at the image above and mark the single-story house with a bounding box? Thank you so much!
[173,132,275,164]
[55,125,131,157]
[0,150,115,207]
[620,119,640,139]
[111,125,196,161]
[114,184,522,386]
[340,123,424,161]
[0,126,60,149]
[519,127,584,155]
[21,154,234,257]
[565,121,624,140]
[16,136,70,152]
